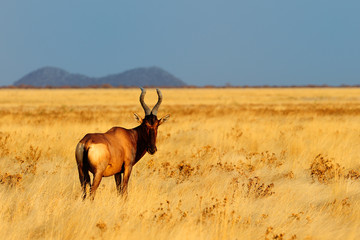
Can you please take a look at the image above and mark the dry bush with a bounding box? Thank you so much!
[232,151,286,174]
[147,159,201,184]
[209,161,248,176]
[191,145,218,159]
[243,176,275,198]
[246,151,284,169]
[15,145,42,175]
[0,132,10,156]
[345,169,360,180]
[310,154,360,183]
[153,200,173,223]
[265,226,297,240]
[310,154,344,183]
[0,172,22,187]
[176,161,198,183]
[96,220,107,232]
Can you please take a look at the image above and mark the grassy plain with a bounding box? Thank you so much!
[0,88,360,239]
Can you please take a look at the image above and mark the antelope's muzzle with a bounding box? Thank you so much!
[147,146,157,155]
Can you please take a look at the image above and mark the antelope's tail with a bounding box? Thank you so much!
[76,142,91,199]
[75,142,86,167]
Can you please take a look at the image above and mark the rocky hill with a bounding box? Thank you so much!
[14,66,186,87]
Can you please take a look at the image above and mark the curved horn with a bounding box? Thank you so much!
[139,87,151,116]
[151,88,163,116]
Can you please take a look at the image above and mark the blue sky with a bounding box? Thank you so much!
[1,1,359,86]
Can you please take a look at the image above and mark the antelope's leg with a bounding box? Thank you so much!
[86,143,109,199]
[83,166,91,199]
[90,171,104,199]
[114,172,122,194]
[122,165,133,195]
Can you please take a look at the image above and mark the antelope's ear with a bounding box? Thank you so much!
[133,113,142,123]
[159,114,170,125]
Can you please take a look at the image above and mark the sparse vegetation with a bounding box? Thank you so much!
[0,88,359,239]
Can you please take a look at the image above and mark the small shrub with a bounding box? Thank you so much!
[243,177,275,198]
[0,172,22,187]
[0,132,10,156]
[310,154,344,183]
[15,145,42,175]
[345,169,360,180]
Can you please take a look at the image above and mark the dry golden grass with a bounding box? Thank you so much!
[0,88,360,239]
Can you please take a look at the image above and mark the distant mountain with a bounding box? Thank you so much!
[14,66,186,87]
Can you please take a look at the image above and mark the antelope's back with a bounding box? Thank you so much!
[103,127,137,162]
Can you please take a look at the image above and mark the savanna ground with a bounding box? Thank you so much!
[0,88,360,240]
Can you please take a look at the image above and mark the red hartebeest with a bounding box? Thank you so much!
[75,88,169,199]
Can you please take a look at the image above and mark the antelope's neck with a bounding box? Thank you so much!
[131,125,148,164]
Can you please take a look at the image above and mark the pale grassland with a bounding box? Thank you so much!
[0,88,360,240]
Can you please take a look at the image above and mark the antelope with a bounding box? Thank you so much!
[75,88,170,199]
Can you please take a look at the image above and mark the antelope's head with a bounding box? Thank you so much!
[134,88,170,155]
